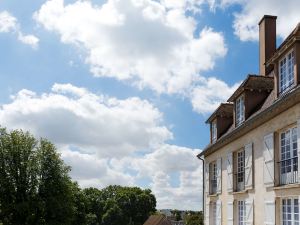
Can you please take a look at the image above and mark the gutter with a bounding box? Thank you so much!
[197,155,205,215]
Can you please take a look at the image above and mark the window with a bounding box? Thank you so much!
[238,201,246,225]
[279,50,295,94]
[236,95,245,126]
[212,121,217,143]
[280,127,298,185]
[282,197,299,225]
[210,161,217,194]
[212,202,217,225]
[237,150,245,191]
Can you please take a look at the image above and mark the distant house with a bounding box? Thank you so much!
[198,15,300,225]
[143,215,172,225]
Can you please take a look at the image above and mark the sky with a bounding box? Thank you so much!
[0,0,300,211]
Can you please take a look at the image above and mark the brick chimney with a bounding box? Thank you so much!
[259,15,277,76]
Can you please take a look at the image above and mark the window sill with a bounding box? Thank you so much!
[232,190,248,195]
[273,183,300,190]
[208,194,218,197]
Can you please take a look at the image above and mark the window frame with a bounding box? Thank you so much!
[211,120,217,143]
[210,161,218,194]
[237,200,246,225]
[236,149,245,192]
[279,126,298,185]
[281,197,299,225]
[278,49,295,95]
[212,201,217,225]
[235,95,245,127]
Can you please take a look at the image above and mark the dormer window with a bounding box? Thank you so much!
[279,50,295,94]
[236,95,245,127]
[211,121,217,143]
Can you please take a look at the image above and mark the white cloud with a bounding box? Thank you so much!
[109,144,203,210]
[0,11,17,32]
[212,0,300,41]
[190,77,240,114]
[18,33,39,49]
[0,84,203,210]
[0,83,172,157]
[34,0,227,94]
[0,10,39,48]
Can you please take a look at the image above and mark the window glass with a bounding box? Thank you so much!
[282,197,299,225]
[210,162,217,194]
[279,50,295,94]
[237,150,245,191]
[236,96,245,126]
[280,127,298,185]
[238,201,246,225]
[212,121,217,143]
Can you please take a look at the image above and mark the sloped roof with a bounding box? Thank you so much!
[143,215,172,225]
[227,75,274,102]
[206,103,233,123]
[267,22,300,65]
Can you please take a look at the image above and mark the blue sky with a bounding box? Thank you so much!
[0,0,299,210]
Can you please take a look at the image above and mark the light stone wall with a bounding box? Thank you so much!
[205,102,300,225]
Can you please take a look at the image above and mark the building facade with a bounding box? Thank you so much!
[198,15,300,225]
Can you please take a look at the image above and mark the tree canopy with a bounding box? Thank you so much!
[0,128,156,225]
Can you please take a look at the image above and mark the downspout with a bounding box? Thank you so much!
[197,155,205,218]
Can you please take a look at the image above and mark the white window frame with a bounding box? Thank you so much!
[236,149,245,192]
[281,197,299,225]
[279,49,295,94]
[212,120,217,143]
[236,95,245,127]
[210,161,218,194]
[280,126,298,185]
[238,200,246,225]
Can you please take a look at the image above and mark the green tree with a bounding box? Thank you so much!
[185,211,203,225]
[0,129,75,225]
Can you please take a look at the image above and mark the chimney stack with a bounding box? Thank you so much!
[259,15,277,76]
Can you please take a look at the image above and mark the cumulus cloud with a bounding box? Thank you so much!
[34,0,227,94]
[0,84,203,209]
[106,144,203,210]
[211,0,300,41]
[0,11,39,48]
[0,83,172,157]
[190,77,240,114]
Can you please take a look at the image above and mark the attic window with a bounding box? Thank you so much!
[236,95,245,127]
[279,50,295,94]
[211,121,217,143]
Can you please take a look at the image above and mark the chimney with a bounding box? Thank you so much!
[259,15,277,76]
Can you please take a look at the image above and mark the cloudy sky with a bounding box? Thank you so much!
[0,0,300,210]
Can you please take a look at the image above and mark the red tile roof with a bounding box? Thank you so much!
[143,215,172,225]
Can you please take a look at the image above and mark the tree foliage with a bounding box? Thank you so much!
[184,211,204,225]
[0,128,156,225]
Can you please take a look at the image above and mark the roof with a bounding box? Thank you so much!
[198,85,300,158]
[143,215,172,225]
[227,75,274,102]
[206,103,233,123]
[267,23,300,65]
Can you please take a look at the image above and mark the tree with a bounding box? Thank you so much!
[0,129,75,225]
[185,211,203,225]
